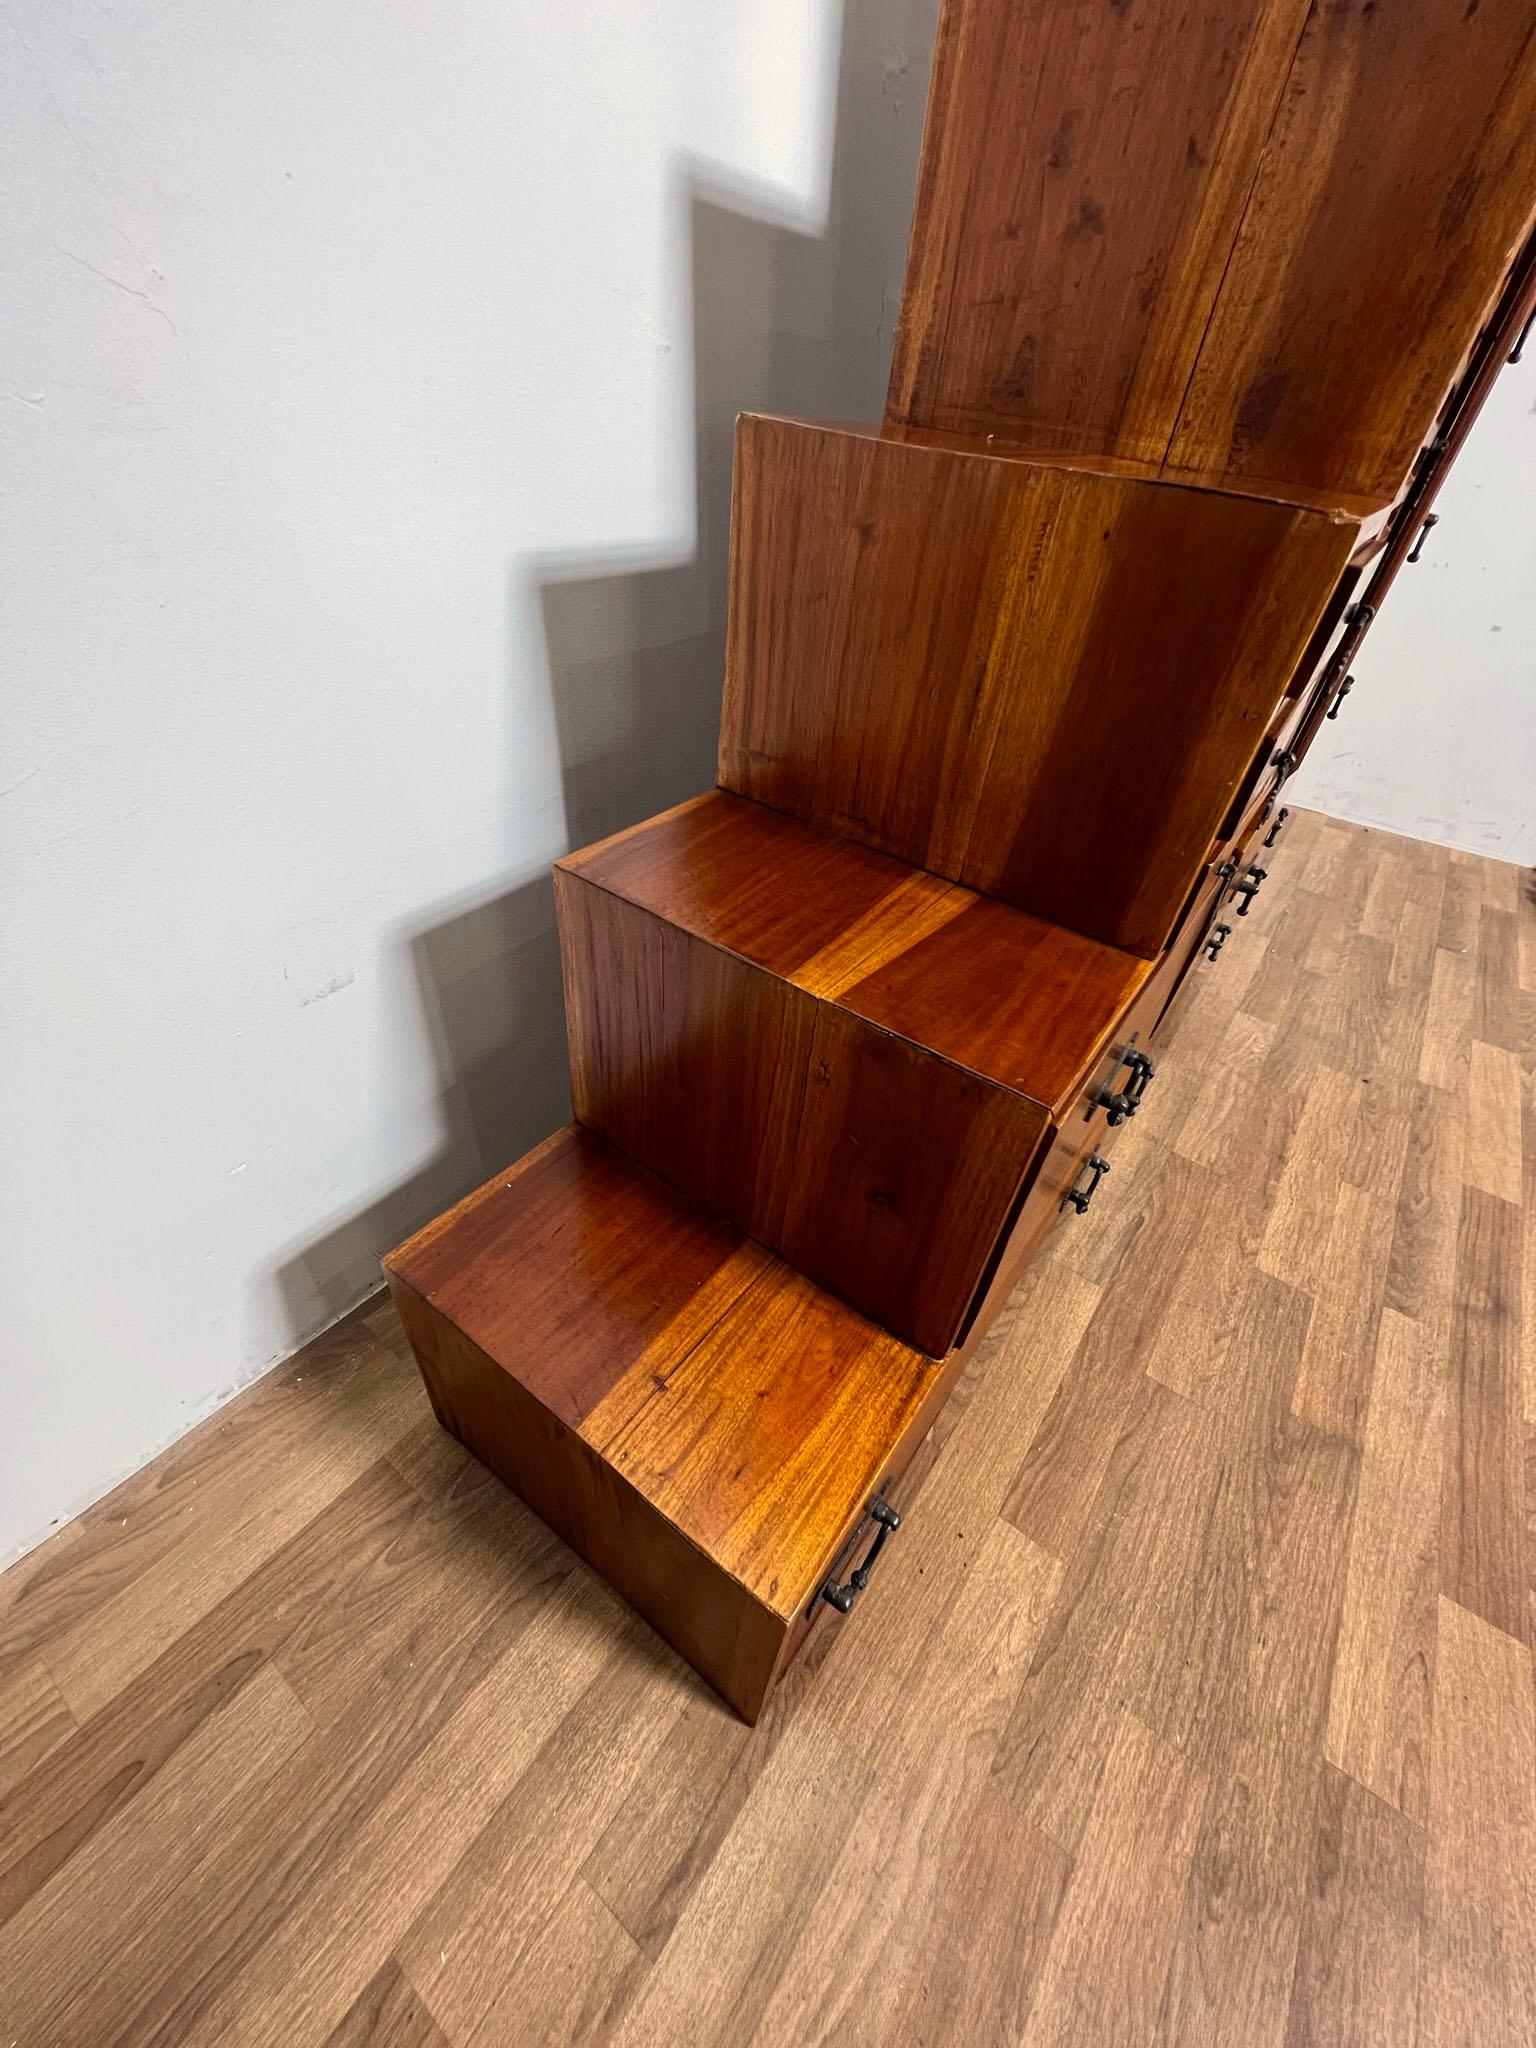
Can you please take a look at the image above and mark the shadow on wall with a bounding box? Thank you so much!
[270,4,938,1343]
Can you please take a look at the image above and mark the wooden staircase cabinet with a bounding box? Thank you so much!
[386,0,1536,1719]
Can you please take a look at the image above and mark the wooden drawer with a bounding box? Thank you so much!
[959,929,1187,1323]
[1147,858,1238,1035]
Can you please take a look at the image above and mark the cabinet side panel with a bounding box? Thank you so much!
[886,0,1313,458]
[388,1274,787,1721]
[720,415,1021,877]
[722,424,1358,957]
[781,1006,1046,1357]
[556,870,815,1245]
[1166,0,1536,498]
[958,472,1357,955]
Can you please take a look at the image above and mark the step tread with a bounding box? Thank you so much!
[559,790,1154,1117]
[385,1126,942,1620]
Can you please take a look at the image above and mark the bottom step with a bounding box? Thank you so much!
[384,1125,965,1720]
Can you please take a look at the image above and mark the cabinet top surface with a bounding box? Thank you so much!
[385,1125,939,1618]
[559,791,1156,1116]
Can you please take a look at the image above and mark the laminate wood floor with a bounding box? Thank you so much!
[2,808,1532,2047]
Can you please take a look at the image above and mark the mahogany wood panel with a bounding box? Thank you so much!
[779,1006,1044,1351]
[565,794,1154,1114]
[554,868,814,1247]
[1273,223,1536,767]
[384,1125,948,1720]
[720,416,1367,956]
[886,0,1315,461]
[830,887,1153,1115]
[557,862,1049,1356]
[962,882,1198,1320]
[1166,0,1536,500]
[387,1124,771,1434]
[559,794,1158,1352]
[559,790,961,989]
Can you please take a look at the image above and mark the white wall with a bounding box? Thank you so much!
[1293,361,1536,862]
[0,0,941,1562]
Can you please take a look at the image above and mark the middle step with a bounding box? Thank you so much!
[557,791,1187,1356]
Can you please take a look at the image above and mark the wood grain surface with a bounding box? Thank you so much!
[719,416,1363,955]
[1165,0,1536,500]
[890,0,1536,501]
[886,0,1315,460]
[385,1127,939,1607]
[1,810,1530,2043]
[560,791,1156,1352]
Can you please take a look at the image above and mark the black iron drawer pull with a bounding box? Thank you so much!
[1407,513,1439,564]
[1344,600,1374,631]
[1094,1047,1155,1125]
[1272,748,1298,784]
[1122,1048,1155,1109]
[1327,676,1354,719]
[818,1497,901,1615]
[1511,306,1536,364]
[1232,864,1267,917]
[1263,806,1290,847]
[1063,1152,1111,1215]
[1205,921,1232,962]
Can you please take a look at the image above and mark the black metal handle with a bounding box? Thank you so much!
[1122,1048,1155,1111]
[1327,676,1354,720]
[1272,748,1298,784]
[1204,921,1232,962]
[1062,1152,1110,1215]
[818,1497,900,1615]
[1511,305,1536,364]
[1343,600,1374,632]
[1406,513,1438,564]
[1094,1047,1154,1125]
[1263,806,1290,848]
[1232,864,1267,917]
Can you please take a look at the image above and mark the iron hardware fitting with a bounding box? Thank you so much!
[1063,1152,1111,1215]
[818,1497,901,1615]
[1263,806,1290,847]
[1272,748,1298,783]
[1205,921,1232,962]
[1407,512,1438,563]
[1327,676,1354,719]
[1094,1047,1155,1125]
[1511,305,1536,364]
[1232,864,1267,917]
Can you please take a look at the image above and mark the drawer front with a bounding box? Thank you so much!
[787,1471,916,1675]
[1148,857,1236,1037]
[777,1329,967,1681]
[960,950,1180,1324]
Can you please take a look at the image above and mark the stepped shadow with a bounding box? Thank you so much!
[269,4,938,1348]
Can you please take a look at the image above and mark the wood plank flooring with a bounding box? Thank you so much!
[1,807,1532,2047]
